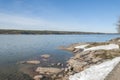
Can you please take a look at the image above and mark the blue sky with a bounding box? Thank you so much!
[0,0,120,33]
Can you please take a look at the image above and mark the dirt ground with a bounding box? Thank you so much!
[105,62,120,80]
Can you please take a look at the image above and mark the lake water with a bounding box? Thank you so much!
[0,34,120,64]
[0,34,120,79]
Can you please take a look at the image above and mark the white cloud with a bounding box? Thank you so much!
[0,12,86,31]
[0,13,49,26]
[0,13,82,31]
[0,13,114,33]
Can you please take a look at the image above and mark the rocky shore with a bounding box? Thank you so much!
[63,37,120,80]
[20,37,120,80]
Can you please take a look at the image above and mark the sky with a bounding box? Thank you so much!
[0,0,120,33]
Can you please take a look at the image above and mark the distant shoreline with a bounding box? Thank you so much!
[0,29,118,35]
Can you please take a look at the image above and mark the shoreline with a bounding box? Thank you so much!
[19,37,120,80]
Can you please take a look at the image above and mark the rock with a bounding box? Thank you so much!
[62,75,69,80]
[73,48,84,53]
[68,66,73,71]
[59,43,85,51]
[42,59,48,61]
[57,63,61,66]
[67,59,88,72]
[74,51,90,59]
[26,60,40,64]
[41,54,50,58]
[36,67,62,74]
[51,63,55,66]
[92,57,102,63]
[33,75,43,80]
[61,68,64,71]
[67,72,74,75]
[109,38,120,43]
[64,68,69,72]
[51,74,57,79]
[58,74,63,77]
[62,64,64,66]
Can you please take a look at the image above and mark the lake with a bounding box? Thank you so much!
[0,34,120,80]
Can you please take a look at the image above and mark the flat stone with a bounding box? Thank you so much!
[41,54,50,58]
[26,60,40,64]
[36,67,62,74]
[33,75,43,80]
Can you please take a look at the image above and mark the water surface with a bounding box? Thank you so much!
[0,34,120,79]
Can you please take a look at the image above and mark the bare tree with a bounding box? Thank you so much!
[117,18,120,33]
